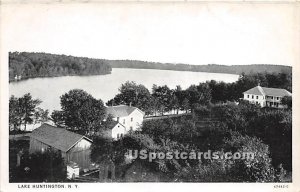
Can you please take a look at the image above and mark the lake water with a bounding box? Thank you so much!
[9,68,239,112]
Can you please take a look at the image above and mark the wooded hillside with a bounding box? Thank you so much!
[9,52,112,81]
[107,60,292,75]
[9,52,292,82]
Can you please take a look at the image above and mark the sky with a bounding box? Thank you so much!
[1,3,298,66]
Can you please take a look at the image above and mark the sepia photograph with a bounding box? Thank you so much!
[0,1,299,191]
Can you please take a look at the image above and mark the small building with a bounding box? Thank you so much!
[99,120,127,140]
[105,105,145,137]
[67,161,80,179]
[29,123,92,170]
[243,85,292,108]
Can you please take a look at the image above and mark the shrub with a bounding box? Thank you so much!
[10,149,66,182]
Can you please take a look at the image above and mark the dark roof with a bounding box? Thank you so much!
[105,120,125,130]
[106,105,145,117]
[30,123,92,152]
[243,86,292,97]
[262,87,292,97]
[243,86,264,96]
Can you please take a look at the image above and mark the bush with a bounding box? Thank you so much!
[223,131,285,182]
[10,149,66,182]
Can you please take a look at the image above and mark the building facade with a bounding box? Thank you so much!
[105,105,145,139]
[29,123,92,170]
[243,85,292,108]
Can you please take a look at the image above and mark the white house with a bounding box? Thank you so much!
[105,105,145,140]
[103,120,127,140]
[243,85,292,108]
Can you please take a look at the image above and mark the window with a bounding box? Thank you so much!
[256,96,258,99]
[117,117,119,122]
[117,134,120,139]
[123,119,125,124]
[252,95,254,99]
[130,127,133,131]
[247,95,249,98]
[277,97,280,100]
[131,117,133,122]
[256,101,259,104]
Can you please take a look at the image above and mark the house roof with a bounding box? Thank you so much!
[30,123,92,152]
[243,86,292,97]
[105,120,125,130]
[106,105,145,118]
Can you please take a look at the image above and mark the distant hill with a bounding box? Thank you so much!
[9,52,112,82]
[9,52,292,82]
[106,60,292,75]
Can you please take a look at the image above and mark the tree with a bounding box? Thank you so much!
[50,110,65,127]
[9,95,21,131]
[19,93,41,131]
[107,81,152,115]
[212,103,247,133]
[172,85,183,114]
[223,131,284,182]
[90,137,114,164]
[9,94,41,131]
[281,96,292,109]
[152,85,173,115]
[90,136,126,167]
[33,107,49,125]
[186,83,212,113]
[59,89,106,135]
[170,94,180,114]
[182,98,190,113]
[248,109,292,171]
[149,96,160,116]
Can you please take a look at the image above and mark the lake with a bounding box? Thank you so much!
[9,68,239,112]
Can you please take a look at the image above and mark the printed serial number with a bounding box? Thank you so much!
[274,185,289,189]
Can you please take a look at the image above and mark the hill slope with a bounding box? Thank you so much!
[106,60,291,75]
[9,52,291,82]
[9,52,112,81]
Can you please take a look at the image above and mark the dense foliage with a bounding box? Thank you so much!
[212,102,292,171]
[90,125,286,182]
[9,52,291,82]
[107,72,292,116]
[9,93,48,131]
[9,52,112,81]
[52,89,106,135]
[138,105,290,182]
[108,59,291,75]
[10,149,66,182]
[90,96,291,182]
[107,81,153,114]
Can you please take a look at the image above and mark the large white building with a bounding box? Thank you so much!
[105,105,145,140]
[243,85,292,108]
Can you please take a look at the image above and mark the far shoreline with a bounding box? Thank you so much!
[8,67,256,83]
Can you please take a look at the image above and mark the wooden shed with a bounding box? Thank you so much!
[29,123,92,170]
